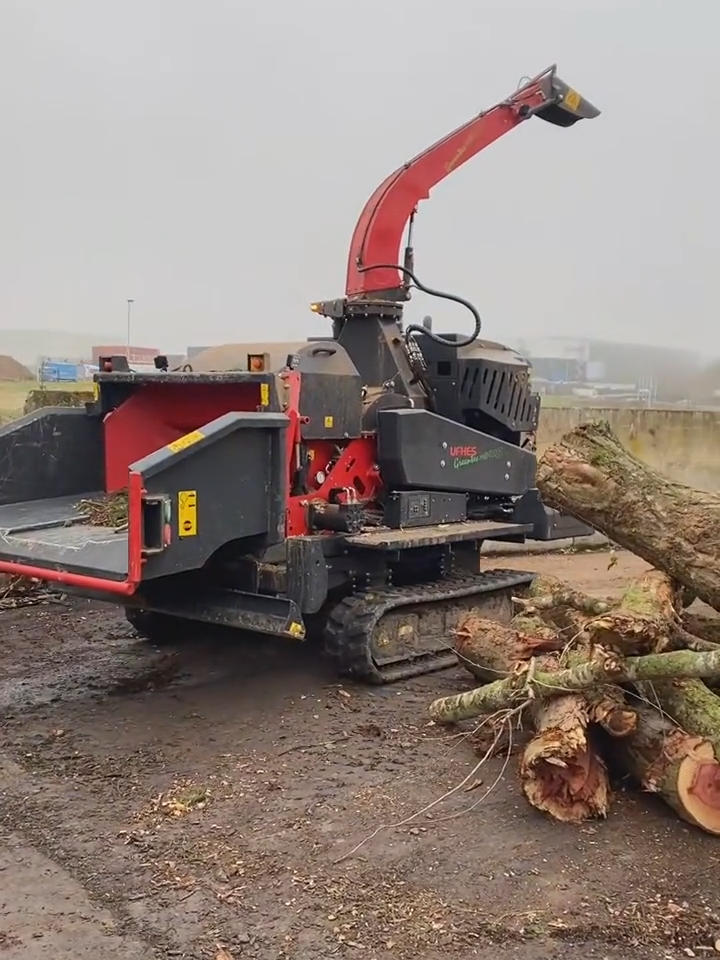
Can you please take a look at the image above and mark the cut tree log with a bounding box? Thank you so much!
[514,574,612,620]
[536,420,720,612]
[428,646,720,723]
[642,678,720,760]
[586,570,683,654]
[453,613,610,821]
[455,612,637,739]
[520,685,609,822]
[454,615,560,683]
[579,568,720,764]
[615,701,720,834]
[514,579,640,738]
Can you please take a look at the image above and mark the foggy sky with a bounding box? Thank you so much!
[2,1,718,355]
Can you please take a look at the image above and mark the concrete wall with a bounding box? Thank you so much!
[537,407,720,491]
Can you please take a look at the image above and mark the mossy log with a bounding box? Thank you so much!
[514,573,612,621]
[536,420,720,612]
[428,647,720,724]
[643,678,720,760]
[614,701,720,834]
[586,570,683,654]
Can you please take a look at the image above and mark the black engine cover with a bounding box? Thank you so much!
[377,408,536,496]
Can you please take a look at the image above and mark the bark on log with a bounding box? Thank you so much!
[536,420,720,612]
[514,574,612,621]
[586,570,682,654]
[521,578,640,737]
[614,701,720,834]
[670,624,720,654]
[643,678,720,759]
[521,691,609,821]
[454,615,560,683]
[428,647,720,724]
[453,614,610,820]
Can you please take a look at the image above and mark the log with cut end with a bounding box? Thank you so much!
[536,420,720,612]
[453,613,610,821]
[586,570,683,654]
[521,686,609,822]
[454,614,560,683]
[615,701,720,834]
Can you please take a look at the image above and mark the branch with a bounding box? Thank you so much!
[428,647,720,724]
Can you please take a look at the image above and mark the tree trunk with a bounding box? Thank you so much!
[586,570,682,653]
[521,692,610,821]
[536,420,720,612]
[644,679,720,759]
[453,613,610,821]
[454,615,560,683]
[614,702,720,834]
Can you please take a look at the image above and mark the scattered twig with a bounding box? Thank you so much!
[333,707,522,864]
[76,490,129,527]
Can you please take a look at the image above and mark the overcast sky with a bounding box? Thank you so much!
[2,1,718,354]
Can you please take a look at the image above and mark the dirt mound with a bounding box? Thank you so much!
[0,355,33,381]
[182,341,303,372]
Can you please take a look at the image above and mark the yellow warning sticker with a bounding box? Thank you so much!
[287,621,305,638]
[167,430,205,454]
[178,490,198,537]
[260,382,270,407]
[324,416,334,428]
[564,88,581,111]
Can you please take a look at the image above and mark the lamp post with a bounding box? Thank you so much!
[126,299,134,351]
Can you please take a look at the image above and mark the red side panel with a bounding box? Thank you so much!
[104,382,261,491]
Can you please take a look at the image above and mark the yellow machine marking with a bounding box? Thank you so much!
[324,415,334,428]
[260,382,270,406]
[178,490,198,537]
[92,382,99,401]
[564,89,581,111]
[167,430,205,454]
[288,621,305,638]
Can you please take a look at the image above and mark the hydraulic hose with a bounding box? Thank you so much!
[357,264,482,348]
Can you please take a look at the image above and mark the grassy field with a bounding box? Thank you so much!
[0,380,93,423]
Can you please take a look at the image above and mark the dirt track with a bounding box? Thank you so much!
[1,550,719,960]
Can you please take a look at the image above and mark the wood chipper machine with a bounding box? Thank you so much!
[0,65,599,683]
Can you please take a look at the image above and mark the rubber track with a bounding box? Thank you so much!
[323,568,535,685]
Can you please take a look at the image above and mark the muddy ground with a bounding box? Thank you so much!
[1,550,720,960]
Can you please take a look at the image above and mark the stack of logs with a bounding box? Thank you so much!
[429,420,720,834]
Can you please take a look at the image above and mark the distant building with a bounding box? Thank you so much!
[91,345,159,364]
[516,335,698,402]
